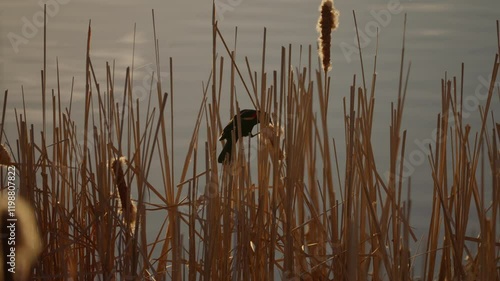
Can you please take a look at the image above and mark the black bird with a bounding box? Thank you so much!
[217,109,272,163]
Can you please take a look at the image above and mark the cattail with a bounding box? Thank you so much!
[111,157,137,233]
[317,0,339,72]
[0,144,12,166]
[111,157,129,210]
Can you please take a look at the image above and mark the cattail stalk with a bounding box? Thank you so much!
[317,0,339,73]
[0,144,12,166]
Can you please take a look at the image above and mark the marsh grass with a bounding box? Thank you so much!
[0,5,498,281]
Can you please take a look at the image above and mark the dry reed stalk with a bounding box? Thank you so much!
[317,0,339,73]
[497,20,500,57]
[0,91,7,146]
[259,124,285,161]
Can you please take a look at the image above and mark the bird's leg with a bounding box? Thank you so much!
[250,132,261,138]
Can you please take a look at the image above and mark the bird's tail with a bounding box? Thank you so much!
[218,141,232,163]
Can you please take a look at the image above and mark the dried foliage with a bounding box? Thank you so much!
[0,7,498,281]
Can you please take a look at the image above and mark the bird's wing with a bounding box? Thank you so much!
[219,118,237,140]
[219,110,256,140]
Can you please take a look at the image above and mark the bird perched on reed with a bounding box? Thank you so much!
[218,109,272,163]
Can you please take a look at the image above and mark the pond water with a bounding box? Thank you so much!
[1,0,499,276]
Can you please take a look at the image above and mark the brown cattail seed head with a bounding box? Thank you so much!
[111,157,129,212]
[111,157,137,233]
[317,0,339,72]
